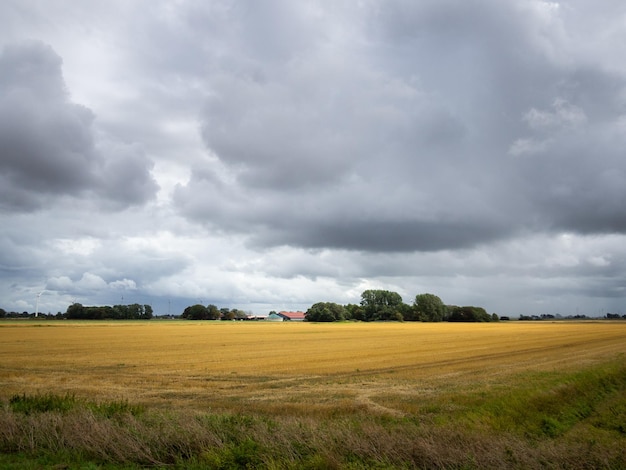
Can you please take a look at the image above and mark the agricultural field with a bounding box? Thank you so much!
[1,320,625,469]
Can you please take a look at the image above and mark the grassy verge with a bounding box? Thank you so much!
[1,359,625,469]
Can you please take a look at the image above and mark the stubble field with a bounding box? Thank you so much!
[1,320,625,468]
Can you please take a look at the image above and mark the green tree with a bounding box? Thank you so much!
[207,304,221,320]
[414,293,446,322]
[232,309,248,319]
[343,304,360,321]
[448,306,492,322]
[112,304,128,319]
[182,304,209,320]
[66,303,85,319]
[143,304,153,319]
[360,289,405,321]
[128,304,143,319]
[305,302,347,322]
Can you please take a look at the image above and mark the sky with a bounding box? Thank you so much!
[1,0,625,317]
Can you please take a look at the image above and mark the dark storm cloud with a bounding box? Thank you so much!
[261,218,510,253]
[0,41,158,212]
[171,0,626,253]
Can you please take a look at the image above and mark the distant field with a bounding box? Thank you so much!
[1,320,625,414]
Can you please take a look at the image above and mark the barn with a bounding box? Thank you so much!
[278,311,306,321]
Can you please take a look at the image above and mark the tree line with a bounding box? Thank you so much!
[174,291,491,323]
[3,290,622,322]
[65,303,153,320]
[180,304,249,320]
[305,290,497,322]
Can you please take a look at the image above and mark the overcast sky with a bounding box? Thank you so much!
[1,0,625,317]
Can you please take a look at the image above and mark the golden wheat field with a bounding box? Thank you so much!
[1,320,625,416]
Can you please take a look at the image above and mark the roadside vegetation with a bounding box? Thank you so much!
[1,359,625,469]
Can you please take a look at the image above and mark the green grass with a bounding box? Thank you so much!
[446,360,626,439]
[89,399,145,419]
[1,359,625,468]
[9,392,77,415]
[0,453,143,470]
[9,393,144,419]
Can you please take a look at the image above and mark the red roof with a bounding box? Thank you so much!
[278,311,306,320]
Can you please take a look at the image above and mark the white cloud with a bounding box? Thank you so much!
[110,279,137,291]
[53,238,101,256]
[508,137,550,156]
[524,98,587,131]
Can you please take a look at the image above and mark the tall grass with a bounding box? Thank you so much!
[9,392,77,415]
[9,393,144,418]
[424,359,626,439]
[1,359,625,469]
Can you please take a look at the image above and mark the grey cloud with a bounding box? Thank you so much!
[2,0,626,316]
[248,212,510,253]
[0,41,158,212]
[510,69,626,235]
[0,39,67,99]
[0,234,41,278]
[96,140,159,208]
[172,0,626,254]
[174,162,512,253]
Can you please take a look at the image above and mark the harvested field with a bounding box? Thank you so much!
[1,320,625,415]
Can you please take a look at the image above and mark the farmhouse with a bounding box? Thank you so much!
[278,311,306,321]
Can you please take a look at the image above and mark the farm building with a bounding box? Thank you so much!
[278,311,306,321]
[265,313,284,322]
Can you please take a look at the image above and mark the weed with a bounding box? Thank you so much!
[9,393,77,415]
[90,399,144,418]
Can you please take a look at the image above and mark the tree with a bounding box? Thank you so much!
[414,293,446,322]
[65,303,152,320]
[207,304,221,320]
[232,309,248,320]
[66,303,85,319]
[343,304,360,321]
[181,304,221,320]
[221,308,236,320]
[0,308,6,318]
[360,289,405,321]
[142,304,153,319]
[448,306,492,322]
[182,304,209,320]
[305,302,347,322]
